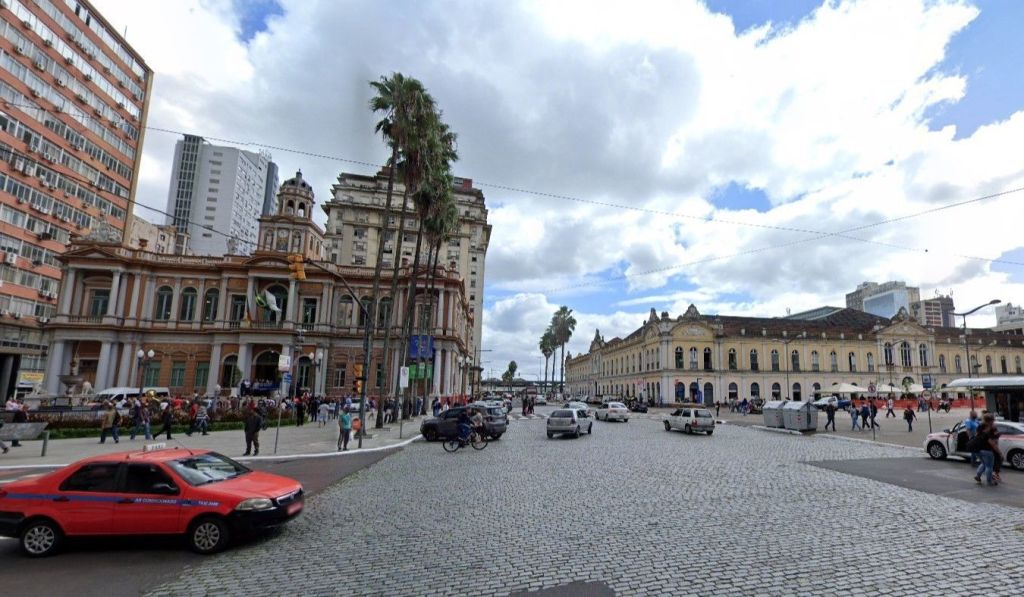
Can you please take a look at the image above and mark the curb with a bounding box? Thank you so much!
[751,425,803,436]
[0,435,425,470]
[811,432,920,452]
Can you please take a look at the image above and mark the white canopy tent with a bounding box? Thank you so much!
[875,383,903,394]
[829,382,865,394]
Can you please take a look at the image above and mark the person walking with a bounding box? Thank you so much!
[971,414,999,486]
[885,396,895,418]
[850,402,861,431]
[964,411,980,465]
[9,401,27,447]
[99,402,120,444]
[194,403,210,436]
[868,400,880,430]
[129,398,152,440]
[714,401,721,417]
[185,400,199,436]
[903,405,917,432]
[338,407,352,451]
[432,396,441,417]
[243,405,263,456]
[155,402,174,440]
[824,403,836,432]
[318,400,330,427]
[859,402,870,432]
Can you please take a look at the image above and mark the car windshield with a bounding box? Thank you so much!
[167,452,250,486]
[551,410,573,418]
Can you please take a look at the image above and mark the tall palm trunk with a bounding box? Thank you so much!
[398,219,426,418]
[376,185,410,428]
[365,148,398,430]
[419,234,443,412]
[543,356,549,395]
[560,343,565,395]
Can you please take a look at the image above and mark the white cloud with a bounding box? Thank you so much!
[91,0,1024,369]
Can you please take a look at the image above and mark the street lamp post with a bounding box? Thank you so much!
[953,299,1001,411]
[135,347,155,403]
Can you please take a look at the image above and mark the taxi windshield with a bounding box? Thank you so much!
[167,452,250,486]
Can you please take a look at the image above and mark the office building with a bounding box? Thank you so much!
[261,160,278,216]
[911,294,956,328]
[323,168,491,364]
[44,171,474,397]
[164,134,275,256]
[995,303,1024,335]
[846,281,920,318]
[565,305,1024,404]
[128,214,185,254]
[0,0,151,399]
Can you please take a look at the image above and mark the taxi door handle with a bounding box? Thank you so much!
[118,498,135,504]
[53,496,69,502]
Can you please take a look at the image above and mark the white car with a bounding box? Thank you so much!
[534,395,547,405]
[664,407,715,435]
[925,420,1024,470]
[563,401,591,418]
[595,402,629,422]
[546,408,593,439]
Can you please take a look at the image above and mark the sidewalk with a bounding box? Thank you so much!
[0,414,427,468]
[716,407,973,448]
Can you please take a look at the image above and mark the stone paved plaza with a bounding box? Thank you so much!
[149,411,1024,596]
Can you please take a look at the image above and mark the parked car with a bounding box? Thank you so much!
[420,405,508,441]
[595,402,630,422]
[546,408,593,439]
[811,396,852,411]
[534,395,547,405]
[0,448,303,557]
[925,420,1024,470]
[664,408,716,435]
[562,401,592,418]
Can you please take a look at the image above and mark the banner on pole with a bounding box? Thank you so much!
[400,366,409,389]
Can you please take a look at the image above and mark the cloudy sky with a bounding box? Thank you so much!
[93,0,1024,382]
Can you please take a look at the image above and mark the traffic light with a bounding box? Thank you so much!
[287,253,306,281]
[353,364,364,395]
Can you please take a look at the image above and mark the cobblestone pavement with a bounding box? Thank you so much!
[148,415,1024,597]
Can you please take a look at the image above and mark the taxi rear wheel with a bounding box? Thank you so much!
[927,441,947,460]
[1009,450,1024,471]
[20,518,62,557]
[188,516,231,554]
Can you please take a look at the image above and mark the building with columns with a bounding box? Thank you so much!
[43,171,474,399]
[565,305,1024,404]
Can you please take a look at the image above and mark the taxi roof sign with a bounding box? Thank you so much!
[143,442,168,452]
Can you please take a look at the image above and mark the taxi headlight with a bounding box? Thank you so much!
[235,498,274,511]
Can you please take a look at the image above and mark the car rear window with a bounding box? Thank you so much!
[551,410,573,418]
[610,403,625,408]
[696,409,713,418]
[487,408,504,416]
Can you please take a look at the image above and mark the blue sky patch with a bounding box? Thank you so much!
[234,0,284,42]
[992,246,1024,284]
[709,181,772,212]
[704,0,822,33]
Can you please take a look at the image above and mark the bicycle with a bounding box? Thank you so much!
[443,428,488,452]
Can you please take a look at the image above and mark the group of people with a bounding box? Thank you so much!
[818,397,925,433]
[964,410,1004,486]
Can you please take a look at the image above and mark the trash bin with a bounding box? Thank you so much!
[762,400,788,428]
[782,400,818,431]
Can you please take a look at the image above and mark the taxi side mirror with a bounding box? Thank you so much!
[942,429,950,434]
[152,483,179,495]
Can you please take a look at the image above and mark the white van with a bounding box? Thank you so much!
[94,386,171,405]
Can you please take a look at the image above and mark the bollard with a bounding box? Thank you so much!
[41,430,50,457]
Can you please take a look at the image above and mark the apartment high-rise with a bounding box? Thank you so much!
[846,281,921,319]
[323,169,491,369]
[164,134,275,256]
[910,294,956,328]
[0,0,151,398]
[128,214,184,255]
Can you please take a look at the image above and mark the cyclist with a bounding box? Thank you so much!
[456,409,473,443]
[470,407,486,441]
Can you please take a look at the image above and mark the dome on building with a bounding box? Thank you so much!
[276,169,315,218]
[282,170,313,192]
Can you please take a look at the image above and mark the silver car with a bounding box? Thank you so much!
[547,408,593,439]
[664,407,715,435]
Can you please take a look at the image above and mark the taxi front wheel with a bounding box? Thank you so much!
[20,518,62,557]
[188,516,231,554]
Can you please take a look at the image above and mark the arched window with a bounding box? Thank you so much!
[298,202,306,218]
[918,344,929,367]
[358,296,372,328]
[900,342,912,367]
[750,382,760,398]
[202,288,219,322]
[1000,356,1007,374]
[704,382,714,403]
[179,287,197,321]
[220,355,240,387]
[286,200,295,215]
[812,382,821,396]
[262,230,272,250]
[1016,356,1022,374]
[848,352,857,372]
[955,355,962,373]
[728,348,737,370]
[703,347,712,370]
[770,349,779,372]
[690,382,700,402]
[791,349,800,372]
[866,352,875,372]
[377,297,392,328]
[884,343,893,366]
[728,382,738,399]
[970,355,978,372]
[830,351,838,372]
[792,382,801,401]
[689,347,698,370]
[153,285,173,320]
[750,349,759,371]
[674,347,683,369]
[811,351,820,372]
[675,381,685,400]
[985,356,993,374]
[771,382,781,399]
[938,354,946,373]
[337,296,353,326]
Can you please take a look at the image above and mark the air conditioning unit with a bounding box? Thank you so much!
[38,317,49,324]
[0,310,8,317]
[14,46,24,55]
[37,231,52,241]
[31,259,42,266]
[29,89,40,98]
[5,253,17,265]
[32,61,44,71]
[55,79,65,87]
[64,55,73,65]
[84,73,92,82]
[74,93,86,103]
[15,197,25,204]
[12,312,21,319]
[43,39,52,48]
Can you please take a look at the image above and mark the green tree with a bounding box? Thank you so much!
[540,328,556,395]
[550,306,577,395]
[505,360,518,393]
[416,191,459,411]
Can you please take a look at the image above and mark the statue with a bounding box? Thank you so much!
[81,380,93,395]
[80,218,122,243]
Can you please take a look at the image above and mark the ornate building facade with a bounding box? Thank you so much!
[42,171,474,399]
[565,305,1024,403]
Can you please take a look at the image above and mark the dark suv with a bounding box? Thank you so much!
[420,405,508,441]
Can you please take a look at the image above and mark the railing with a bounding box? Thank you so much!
[67,315,102,324]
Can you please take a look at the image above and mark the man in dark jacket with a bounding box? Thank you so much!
[243,406,263,456]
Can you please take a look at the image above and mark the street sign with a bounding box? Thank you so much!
[868,383,876,394]
[399,366,409,389]
[282,372,292,384]
[922,374,933,389]
[278,354,291,372]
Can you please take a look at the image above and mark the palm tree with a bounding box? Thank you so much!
[550,306,577,395]
[367,73,434,428]
[540,329,555,395]
[505,360,518,393]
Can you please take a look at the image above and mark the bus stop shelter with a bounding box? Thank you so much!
[947,376,1024,423]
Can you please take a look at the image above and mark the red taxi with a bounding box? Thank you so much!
[0,447,303,557]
